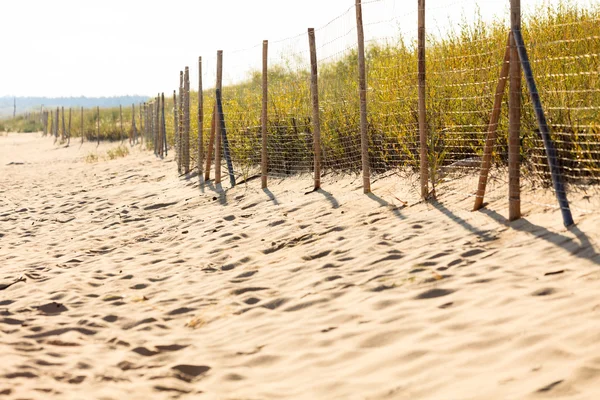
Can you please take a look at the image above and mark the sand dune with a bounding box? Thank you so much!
[1,132,599,399]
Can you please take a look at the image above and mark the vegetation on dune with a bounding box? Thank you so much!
[3,2,597,184]
[180,1,598,183]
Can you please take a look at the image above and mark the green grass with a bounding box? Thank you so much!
[106,145,130,160]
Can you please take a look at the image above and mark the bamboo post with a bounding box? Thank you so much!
[67,108,72,146]
[418,0,429,199]
[308,28,322,191]
[356,0,371,194]
[261,40,269,189]
[198,56,204,177]
[215,51,223,185]
[184,66,191,173]
[96,106,100,145]
[204,105,216,181]
[512,29,574,227]
[474,34,511,211]
[509,0,521,221]
[81,107,84,143]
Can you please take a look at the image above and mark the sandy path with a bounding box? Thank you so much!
[1,132,599,399]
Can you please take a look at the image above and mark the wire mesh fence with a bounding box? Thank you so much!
[20,0,598,223]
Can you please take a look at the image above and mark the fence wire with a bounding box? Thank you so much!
[153,0,599,214]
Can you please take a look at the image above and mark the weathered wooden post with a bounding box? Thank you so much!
[356,0,371,193]
[261,40,268,189]
[96,106,100,145]
[308,28,322,191]
[509,0,521,221]
[198,56,204,177]
[184,66,191,173]
[120,104,124,143]
[131,104,136,145]
[61,107,66,142]
[215,52,223,185]
[67,108,72,146]
[474,35,511,211]
[418,0,429,199]
[178,71,184,173]
[161,93,167,156]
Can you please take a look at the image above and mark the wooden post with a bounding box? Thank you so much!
[178,71,184,173]
[173,90,179,157]
[156,95,161,156]
[261,40,268,189]
[308,28,322,191]
[509,0,521,221]
[67,108,72,146]
[356,0,371,193]
[215,51,223,185]
[55,108,59,141]
[131,104,136,144]
[139,103,143,145]
[161,93,167,156]
[198,56,204,177]
[61,107,66,142]
[81,107,84,143]
[418,0,429,199]
[119,104,123,143]
[184,66,191,173]
[96,106,100,145]
[204,105,216,181]
[474,34,511,211]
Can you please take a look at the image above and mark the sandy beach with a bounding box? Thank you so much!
[1,132,600,399]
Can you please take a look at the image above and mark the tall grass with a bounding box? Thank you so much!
[167,1,599,184]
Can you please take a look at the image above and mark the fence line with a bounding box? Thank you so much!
[2,0,598,227]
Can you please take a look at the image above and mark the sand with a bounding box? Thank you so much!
[1,132,599,400]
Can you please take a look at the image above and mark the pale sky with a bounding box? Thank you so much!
[0,0,593,97]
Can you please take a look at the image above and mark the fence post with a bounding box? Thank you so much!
[356,0,371,194]
[156,95,161,156]
[61,107,66,142]
[81,107,84,143]
[139,103,143,145]
[198,56,204,177]
[205,105,216,181]
[261,40,268,189]
[162,92,167,156]
[474,34,511,211]
[56,108,60,141]
[131,104,136,145]
[215,51,223,185]
[418,0,429,199]
[67,108,72,146]
[509,0,521,221]
[184,66,191,173]
[308,28,322,191]
[118,104,122,143]
[96,106,100,145]
[178,71,184,173]
[512,29,574,227]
